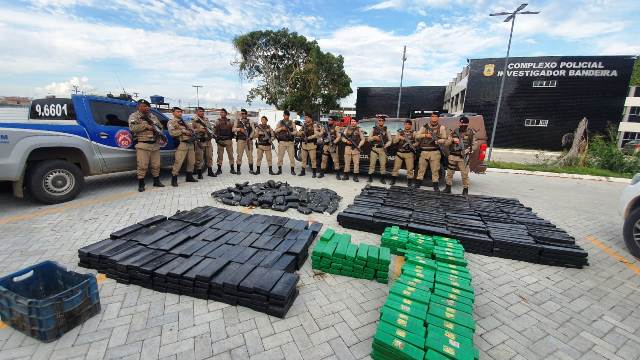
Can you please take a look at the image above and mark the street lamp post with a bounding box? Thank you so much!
[396,45,407,118]
[487,3,539,161]
[192,85,203,108]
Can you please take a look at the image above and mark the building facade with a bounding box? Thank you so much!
[445,56,636,150]
[355,86,445,119]
[618,86,640,146]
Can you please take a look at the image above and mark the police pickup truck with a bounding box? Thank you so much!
[0,95,177,204]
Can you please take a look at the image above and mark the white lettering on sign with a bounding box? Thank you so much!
[491,61,619,78]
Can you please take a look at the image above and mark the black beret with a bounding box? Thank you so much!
[220,108,227,113]
[241,108,248,113]
[460,116,469,124]
[196,106,205,111]
[137,99,150,106]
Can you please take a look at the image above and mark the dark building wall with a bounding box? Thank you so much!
[464,56,635,150]
[356,86,445,119]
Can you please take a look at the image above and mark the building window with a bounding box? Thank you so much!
[524,119,549,127]
[532,80,557,88]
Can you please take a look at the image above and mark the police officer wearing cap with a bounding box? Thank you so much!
[415,112,447,191]
[320,116,342,179]
[391,119,418,187]
[233,109,255,175]
[167,107,198,186]
[252,116,276,175]
[445,116,476,195]
[340,118,365,182]
[214,108,235,175]
[128,99,165,192]
[191,107,216,178]
[295,114,324,178]
[367,114,391,184]
[275,110,297,175]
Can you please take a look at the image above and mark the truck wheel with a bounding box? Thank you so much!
[623,207,640,259]
[27,160,84,204]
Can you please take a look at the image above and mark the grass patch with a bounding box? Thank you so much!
[487,161,634,179]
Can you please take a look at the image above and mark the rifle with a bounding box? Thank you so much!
[453,128,470,165]
[178,118,200,148]
[142,115,167,143]
[323,124,337,152]
[373,126,389,156]
[194,116,215,142]
[343,127,361,150]
[425,124,445,155]
[256,125,276,150]
[398,129,416,153]
[238,119,253,144]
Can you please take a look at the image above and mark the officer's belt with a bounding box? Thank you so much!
[140,140,156,144]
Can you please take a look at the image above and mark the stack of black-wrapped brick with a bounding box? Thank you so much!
[337,186,588,268]
[78,206,322,317]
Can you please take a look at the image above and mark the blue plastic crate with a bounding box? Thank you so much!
[0,261,101,342]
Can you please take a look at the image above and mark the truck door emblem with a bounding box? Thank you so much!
[115,130,133,148]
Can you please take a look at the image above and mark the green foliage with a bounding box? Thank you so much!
[487,161,633,179]
[587,125,640,174]
[233,28,352,114]
[631,58,640,86]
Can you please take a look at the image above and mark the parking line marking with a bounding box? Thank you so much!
[0,322,6,329]
[0,190,137,225]
[588,235,640,275]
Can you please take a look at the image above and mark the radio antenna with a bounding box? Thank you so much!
[114,71,128,96]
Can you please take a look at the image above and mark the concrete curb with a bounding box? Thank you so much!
[486,167,631,183]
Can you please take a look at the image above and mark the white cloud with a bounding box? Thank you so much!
[35,76,95,97]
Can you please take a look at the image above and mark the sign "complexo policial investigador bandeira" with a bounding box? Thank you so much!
[485,61,620,78]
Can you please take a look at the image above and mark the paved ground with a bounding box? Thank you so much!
[0,160,638,360]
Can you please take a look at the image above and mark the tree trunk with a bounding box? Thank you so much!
[555,118,588,167]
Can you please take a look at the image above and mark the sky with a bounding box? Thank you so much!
[1,0,639,109]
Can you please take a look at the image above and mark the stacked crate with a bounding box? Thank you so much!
[311,229,390,283]
[372,237,479,360]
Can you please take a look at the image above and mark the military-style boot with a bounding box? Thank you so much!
[216,165,222,175]
[277,166,282,175]
[254,166,261,175]
[298,168,306,177]
[390,176,397,185]
[380,174,387,184]
[367,174,373,183]
[415,179,422,189]
[433,183,440,192]
[138,179,145,192]
[186,172,198,182]
[153,177,165,187]
[269,166,276,175]
[342,172,349,181]
[312,169,317,178]
[407,179,413,188]
[249,164,255,175]
[171,176,178,187]
[443,185,451,194]
[462,188,469,195]
[230,165,237,174]
[290,167,296,175]
[318,170,325,178]
[197,169,203,179]
[236,164,241,175]
[353,174,359,182]
[207,167,216,177]
[336,171,342,180]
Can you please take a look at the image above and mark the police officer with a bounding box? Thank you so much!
[415,112,447,191]
[191,107,216,178]
[214,108,235,175]
[275,110,296,175]
[295,114,324,178]
[167,107,198,186]
[320,117,342,179]
[391,119,417,187]
[253,116,276,175]
[340,118,365,182]
[233,109,255,175]
[128,99,165,192]
[367,115,391,184]
[445,116,476,195]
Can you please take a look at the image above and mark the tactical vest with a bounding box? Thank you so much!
[372,126,388,147]
[398,130,415,152]
[303,123,315,142]
[236,119,252,140]
[345,126,361,147]
[170,118,195,143]
[130,111,161,143]
[419,123,443,151]
[216,118,233,140]
[192,116,211,141]
[449,128,474,156]
[277,120,294,141]
[256,125,273,146]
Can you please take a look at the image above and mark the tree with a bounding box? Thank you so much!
[233,29,352,114]
[631,58,640,86]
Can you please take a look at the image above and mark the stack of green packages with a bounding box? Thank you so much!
[372,236,479,360]
[311,228,391,283]
[381,226,435,256]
